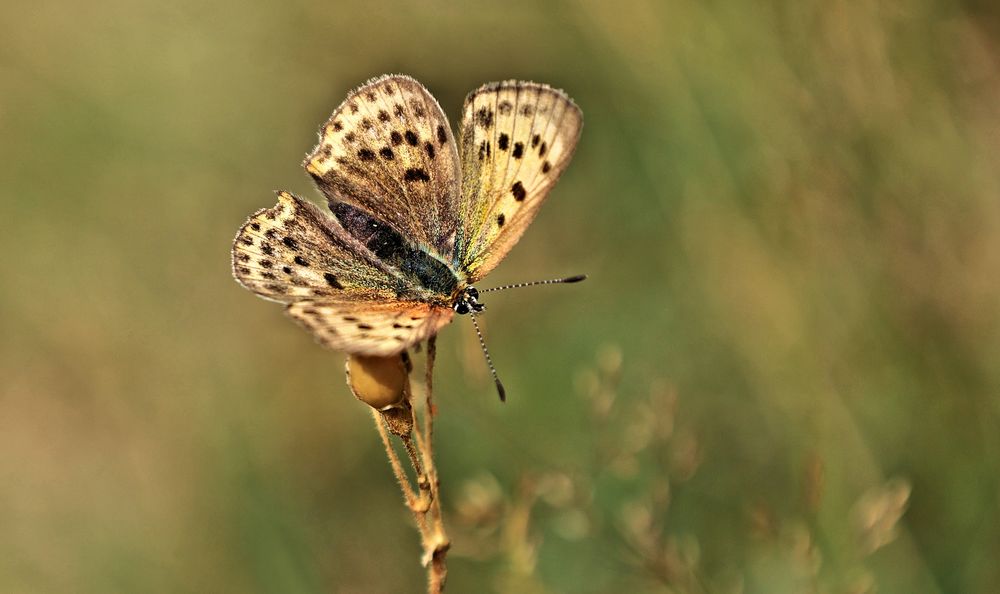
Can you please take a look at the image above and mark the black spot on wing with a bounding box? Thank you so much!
[512,142,524,159]
[390,131,403,145]
[404,168,430,182]
[379,147,394,160]
[425,142,435,159]
[511,181,526,201]
[357,148,375,161]
[404,130,418,146]
[497,213,505,227]
[542,161,551,173]
[531,134,540,147]
[498,133,509,150]
[378,109,390,122]
[294,255,309,266]
[436,125,447,145]
[476,106,493,128]
[282,237,298,249]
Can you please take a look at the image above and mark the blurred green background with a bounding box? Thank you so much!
[3,0,999,592]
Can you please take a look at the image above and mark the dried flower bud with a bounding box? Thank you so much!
[346,354,410,410]
[852,477,911,555]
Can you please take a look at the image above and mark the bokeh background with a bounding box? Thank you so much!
[3,1,999,592]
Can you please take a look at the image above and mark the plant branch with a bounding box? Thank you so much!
[364,340,449,593]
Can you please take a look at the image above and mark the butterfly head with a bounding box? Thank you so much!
[453,286,485,315]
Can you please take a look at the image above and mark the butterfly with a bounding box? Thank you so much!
[231,75,583,399]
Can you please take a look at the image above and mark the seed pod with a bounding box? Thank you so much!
[346,354,410,410]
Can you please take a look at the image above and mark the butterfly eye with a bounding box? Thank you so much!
[467,287,479,299]
[454,302,470,315]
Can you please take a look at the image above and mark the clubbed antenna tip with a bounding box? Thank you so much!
[481,274,588,293]
[471,274,586,401]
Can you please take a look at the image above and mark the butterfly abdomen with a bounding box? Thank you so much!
[331,201,458,299]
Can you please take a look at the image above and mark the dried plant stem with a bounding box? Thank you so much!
[372,410,419,507]
[372,337,450,594]
[423,337,437,443]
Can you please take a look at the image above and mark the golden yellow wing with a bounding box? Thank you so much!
[456,81,582,282]
[303,74,462,259]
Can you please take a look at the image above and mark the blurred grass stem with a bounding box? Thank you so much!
[371,337,450,593]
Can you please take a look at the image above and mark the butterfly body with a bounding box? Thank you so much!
[232,75,581,356]
[330,200,461,302]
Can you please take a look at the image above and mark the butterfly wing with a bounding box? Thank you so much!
[286,300,452,356]
[233,191,405,303]
[455,81,583,282]
[232,191,453,355]
[303,74,462,259]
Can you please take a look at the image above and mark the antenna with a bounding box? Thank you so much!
[480,274,587,294]
[468,311,506,402]
[465,274,585,402]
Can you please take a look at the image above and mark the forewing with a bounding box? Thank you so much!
[287,300,453,356]
[456,81,582,282]
[304,74,462,258]
[232,191,409,304]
